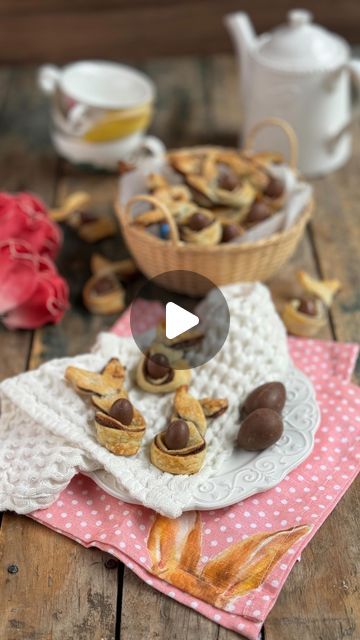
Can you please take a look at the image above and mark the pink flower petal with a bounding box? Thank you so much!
[0,240,39,314]
[0,191,62,259]
[3,256,69,329]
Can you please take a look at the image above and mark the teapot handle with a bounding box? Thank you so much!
[327,60,360,148]
[244,117,298,170]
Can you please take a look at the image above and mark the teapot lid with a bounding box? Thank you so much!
[256,9,349,72]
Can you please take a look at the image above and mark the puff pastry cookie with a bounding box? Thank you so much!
[150,385,228,475]
[50,191,117,241]
[65,357,126,397]
[83,255,137,315]
[134,174,195,226]
[136,347,191,394]
[65,358,146,456]
[93,393,146,456]
[180,208,222,246]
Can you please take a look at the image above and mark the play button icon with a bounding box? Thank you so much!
[165,302,199,340]
[129,270,230,370]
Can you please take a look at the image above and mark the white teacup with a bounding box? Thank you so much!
[38,60,165,168]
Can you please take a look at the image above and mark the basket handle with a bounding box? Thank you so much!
[244,117,298,170]
[124,194,180,245]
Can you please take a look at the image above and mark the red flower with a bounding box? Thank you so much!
[0,240,69,329]
[0,192,62,259]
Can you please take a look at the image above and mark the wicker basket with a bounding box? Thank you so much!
[116,118,313,296]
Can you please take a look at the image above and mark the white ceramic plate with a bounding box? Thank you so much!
[86,366,320,511]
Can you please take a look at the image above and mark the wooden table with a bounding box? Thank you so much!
[0,60,359,640]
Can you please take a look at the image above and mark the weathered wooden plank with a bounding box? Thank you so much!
[145,57,210,148]
[310,124,360,361]
[121,569,225,640]
[0,68,119,640]
[0,67,57,199]
[0,0,359,63]
[0,329,31,382]
[0,514,118,640]
[206,55,240,147]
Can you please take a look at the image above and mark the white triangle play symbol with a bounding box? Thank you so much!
[165,302,199,340]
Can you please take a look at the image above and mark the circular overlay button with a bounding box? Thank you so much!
[130,271,230,370]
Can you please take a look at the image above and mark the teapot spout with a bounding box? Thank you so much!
[224,12,256,97]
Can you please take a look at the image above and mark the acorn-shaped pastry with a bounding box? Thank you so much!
[65,358,146,456]
[186,171,255,210]
[180,209,222,246]
[136,348,191,394]
[151,418,207,475]
[93,394,146,456]
[150,385,228,475]
[282,297,326,337]
[83,256,137,315]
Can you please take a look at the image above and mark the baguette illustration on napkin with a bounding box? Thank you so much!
[147,513,311,608]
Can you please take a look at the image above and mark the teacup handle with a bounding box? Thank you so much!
[38,65,61,95]
[137,136,166,160]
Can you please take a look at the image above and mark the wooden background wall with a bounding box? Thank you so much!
[0,0,359,63]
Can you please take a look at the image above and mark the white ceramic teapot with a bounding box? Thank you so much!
[225,9,360,176]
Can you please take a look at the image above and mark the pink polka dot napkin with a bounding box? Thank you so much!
[30,303,360,639]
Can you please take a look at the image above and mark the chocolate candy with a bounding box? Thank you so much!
[222,223,241,243]
[159,223,170,239]
[298,297,317,316]
[164,419,189,450]
[187,212,212,231]
[146,353,171,379]
[263,177,284,199]
[92,276,117,295]
[237,408,283,451]
[246,201,271,224]
[243,381,286,415]
[110,398,134,425]
[218,168,239,191]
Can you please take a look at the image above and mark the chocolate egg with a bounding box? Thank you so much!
[246,201,271,223]
[237,408,283,451]
[164,419,189,450]
[298,297,317,316]
[243,382,286,415]
[110,398,134,425]
[146,353,170,379]
[187,212,212,231]
[222,223,241,243]
[264,177,284,199]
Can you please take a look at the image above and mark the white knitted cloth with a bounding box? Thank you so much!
[0,283,289,517]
